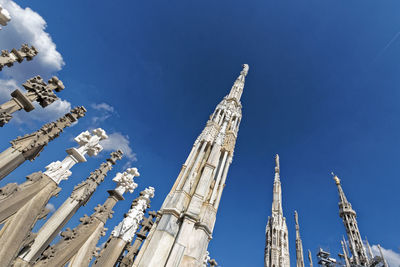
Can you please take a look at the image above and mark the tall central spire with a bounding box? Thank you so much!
[133,65,248,267]
[332,173,369,266]
[265,155,290,267]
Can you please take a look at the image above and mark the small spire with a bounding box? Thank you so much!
[378,244,389,267]
[308,250,313,267]
[366,237,374,260]
[294,210,299,226]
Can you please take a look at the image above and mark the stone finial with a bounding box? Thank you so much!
[10,106,86,161]
[113,168,140,195]
[0,5,10,29]
[73,128,108,158]
[0,44,38,71]
[108,150,123,164]
[22,76,64,107]
[0,76,65,126]
[43,128,107,184]
[294,210,299,226]
[111,187,155,242]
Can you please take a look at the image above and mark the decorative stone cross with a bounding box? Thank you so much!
[0,44,38,70]
[113,168,140,195]
[44,128,108,184]
[0,76,65,126]
[112,187,155,242]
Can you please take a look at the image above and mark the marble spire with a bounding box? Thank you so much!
[0,44,38,70]
[0,128,106,266]
[133,64,248,267]
[377,244,389,267]
[93,187,155,267]
[332,173,369,266]
[295,211,305,267]
[308,250,313,267]
[34,167,140,267]
[0,4,10,29]
[119,211,157,267]
[15,151,123,266]
[0,106,86,180]
[264,154,290,267]
[0,76,65,127]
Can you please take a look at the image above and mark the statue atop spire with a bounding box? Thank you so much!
[275,154,280,173]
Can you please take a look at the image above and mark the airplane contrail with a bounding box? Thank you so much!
[372,30,400,64]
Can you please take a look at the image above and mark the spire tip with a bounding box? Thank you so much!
[241,64,249,76]
[332,172,340,185]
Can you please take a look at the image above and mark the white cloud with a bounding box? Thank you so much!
[0,1,71,124]
[100,132,137,163]
[91,103,114,113]
[45,203,55,213]
[372,245,400,267]
[90,102,116,125]
[0,0,64,80]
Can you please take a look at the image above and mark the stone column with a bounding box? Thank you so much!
[118,211,157,267]
[15,151,123,266]
[0,5,10,29]
[0,76,65,127]
[0,44,38,71]
[93,187,155,267]
[0,128,106,267]
[34,168,140,267]
[0,106,86,181]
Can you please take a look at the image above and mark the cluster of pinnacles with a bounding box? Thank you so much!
[0,18,157,267]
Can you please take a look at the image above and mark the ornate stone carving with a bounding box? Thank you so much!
[43,128,108,184]
[113,168,140,195]
[0,44,38,70]
[0,111,12,126]
[71,150,123,202]
[22,75,64,107]
[0,5,11,29]
[10,106,86,161]
[112,187,155,242]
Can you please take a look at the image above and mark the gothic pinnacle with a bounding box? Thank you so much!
[93,187,155,267]
[35,167,140,267]
[0,76,65,127]
[16,151,123,265]
[0,106,86,181]
[0,44,38,70]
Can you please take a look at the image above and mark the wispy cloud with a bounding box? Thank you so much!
[100,132,137,168]
[372,244,400,267]
[90,102,117,125]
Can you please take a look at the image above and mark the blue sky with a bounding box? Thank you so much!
[0,0,399,266]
